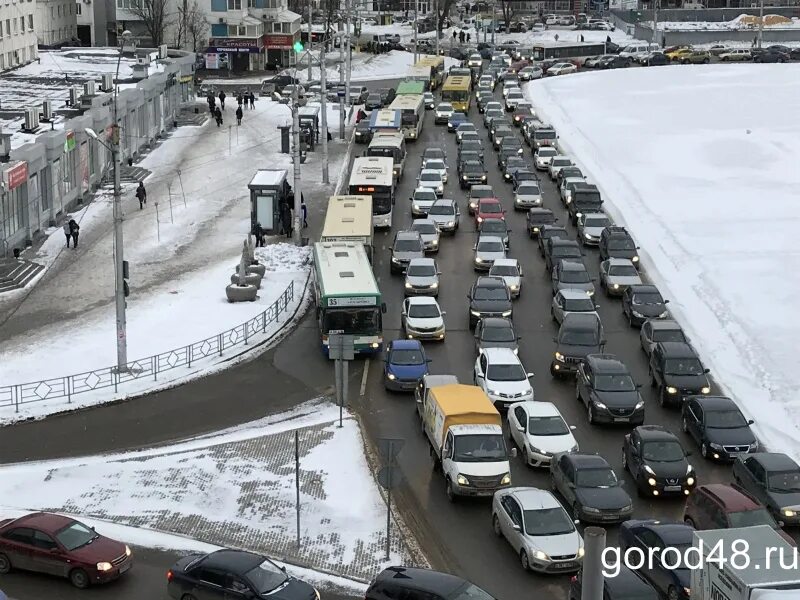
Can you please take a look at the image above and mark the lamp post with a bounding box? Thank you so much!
[757,0,764,49]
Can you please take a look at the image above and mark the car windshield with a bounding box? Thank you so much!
[437,104,453,111]
[420,172,440,182]
[576,467,618,488]
[560,330,599,346]
[471,189,493,199]
[524,507,575,536]
[408,303,440,318]
[487,363,527,381]
[594,374,636,392]
[767,471,800,493]
[465,163,483,173]
[428,204,454,216]
[535,131,557,140]
[561,168,582,178]
[663,358,704,376]
[390,348,425,365]
[407,264,436,277]
[529,416,569,436]
[425,160,445,170]
[452,434,507,462]
[609,239,636,250]
[450,114,466,122]
[609,265,638,277]
[518,184,540,195]
[508,91,523,98]
[584,216,611,228]
[245,560,288,594]
[538,148,558,156]
[482,324,515,342]
[474,286,508,300]
[415,190,436,201]
[553,247,580,258]
[653,329,686,343]
[55,521,97,551]
[705,409,748,429]
[552,158,571,167]
[480,204,502,214]
[728,508,777,529]
[413,223,437,235]
[490,265,518,277]
[367,94,381,102]
[560,269,590,283]
[425,149,445,161]
[458,124,476,132]
[642,441,686,462]
[564,297,596,312]
[395,240,422,252]
[478,241,505,253]
[632,292,664,305]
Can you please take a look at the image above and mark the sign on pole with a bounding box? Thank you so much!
[378,438,405,463]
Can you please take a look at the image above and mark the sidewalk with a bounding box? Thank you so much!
[0,401,424,582]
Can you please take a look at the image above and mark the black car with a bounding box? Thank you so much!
[476,92,494,112]
[544,238,583,273]
[681,396,757,462]
[458,152,483,170]
[527,208,557,238]
[733,453,800,526]
[649,341,710,407]
[503,157,528,181]
[623,425,696,497]
[467,276,513,329]
[378,87,395,105]
[511,169,537,191]
[622,284,670,328]
[645,52,669,66]
[365,93,383,110]
[459,160,488,188]
[619,520,693,600]
[551,313,605,378]
[367,567,495,600]
[599,55,631,69]
[478,218,511,248]
[449,47,469,60]
[537,226,568,257]
[753,48,788,63]
[550,453,633,523]
[577,354,644,426]
[568,185,603,224]
[570,565,658,600]
[459,140,484,161]
[354,119,373,144]
[474,317,520,354]
[599,226,640,266]
[492,126,515,149]
[497,146,523,170]
[167,550,316,600]
[640,319,689,358]
[264,74,298,92]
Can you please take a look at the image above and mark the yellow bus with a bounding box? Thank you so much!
[416,56,446,89]
[441,75,471,113]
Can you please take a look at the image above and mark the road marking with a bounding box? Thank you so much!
[360,358,370,396]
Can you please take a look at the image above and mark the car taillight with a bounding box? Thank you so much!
[571,576,577,583]
[167,570,173,582]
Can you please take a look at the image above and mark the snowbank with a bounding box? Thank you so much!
[647,14,800,31]
[525,65,800,460]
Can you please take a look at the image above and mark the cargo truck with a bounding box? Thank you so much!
[421,383,516,502]
[691,526,800,600]
[415,374,459,417]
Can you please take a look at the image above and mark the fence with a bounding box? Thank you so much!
[0,280,295,413]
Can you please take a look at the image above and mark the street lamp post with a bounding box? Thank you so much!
[757,0,764,49]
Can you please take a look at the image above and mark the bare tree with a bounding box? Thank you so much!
[499,0,514,28]
[183,0,209,52]
[128,0,171,47]
[435,0,456,39]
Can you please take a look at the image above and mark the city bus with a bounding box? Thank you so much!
[368,109,402,133]
[312,242,385,355]
[441,76,471,113]
[368,131,407,182]
[348,156,395,229]
[531,41,610,63]
[396,80,427,96]
[320,195,374,262]
[407,63,433,91]
[388,94,425,140]
[417,55,446,88]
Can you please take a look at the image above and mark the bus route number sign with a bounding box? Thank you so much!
[328,296,374,307]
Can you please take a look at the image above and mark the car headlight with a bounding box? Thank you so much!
[594,401,607,410]
[97,561,113,572]
[648,477,657,487]
[587,290,594,296]
[509,285,518,290]
[783,509,796,518]
[555,352,565,362]
[643,464,655,475]
[391,257,401,263]
[387,373,396,380]
[701,386,711,394]
[470,202,477,208]
[528,444,541,454]
[583,506,600,513]
[463,175,468,180]
[613,283,619,289]
[501,310,512,317]
[749,441,759,450]
[667,386,678,394]
[513,347,519,355]
[578,546,585,558]
[477,217,483,223]
[517,148,523,154]
[632,311,644,318]
[413,203,420,211]
[709,442,724,450]
[446,221,455,227]
[632,255,639,262]
[635,400,645,410]
[570,444,579,452]
[125,545,132,557]
[457,474,469,486]
[405,282,412,289]
[683,589,691,597]
[481,175,487,180]
[470,310,481,316]
[488,389,502,396]
[532,227,540,233]
[566,198,572,204]
[436,186,443,193]
[505,173,511,180]
[431,282,438,289]
[475,257,483,263]
[500,473,511,485]
[584,233,592,239]
[533,550,548,561]
[621,504,633,512]
[576,212,583,218]
[687,477,696,486]
[659,311,669,318]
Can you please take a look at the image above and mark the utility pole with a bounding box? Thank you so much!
[581,527,606,600]
[414,0,419,62]
[434,0,440,56]
[345,0,352,106]
[320,41,330,184]
[652,0,659,45]
[291,85,302,245]
[307,1,313,81]
[491,0,496,44]
[757,0,764,49]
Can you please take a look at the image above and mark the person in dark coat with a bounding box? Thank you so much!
[606,35,612,44]
[459,30,465,44]
[301,194,308,228]
[237,94,243,106]
[214,107,223,126]
[467,33,471,43]
[69,219,80,248]
[236,105,243,125]
[63,221,72,247]
[207,93,215,113]
[326,128,332,141]
[218,90,226,109]
[356,108,367,123]
[580,34,584,42]
[254,222,265,247]
[249,92,256,109]
[280,203,292,239]
[136,181,147,209]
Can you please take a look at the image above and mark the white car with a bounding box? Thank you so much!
[404,257,441,297]
[484,101,503,114]
[489,258,523,298]
[548,156,573,180]
[600,258,643,297]
[547,62,578,76]
[545,14,558,25]
[507,401,578,467]
[455,123,478,143]
[473,235,507,271]
[417,169,445,197]
[534,147,558,170]
[551,289,599,325]
[560,176,586,205]
[410,218,441,252]
[492,487,584,573]
[479,76,496,90]
[577,212,612,246]
[422,158,448,184]
[474,347,534,410]
[505,89,525,111]
[410,186,437,217]
[514,182,543,210]
[401,296,446,341]
[502,82,520,99]
[467,54,483,68]
[435,102,454,124]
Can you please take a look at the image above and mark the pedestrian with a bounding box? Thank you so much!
[554,33,559,41]
[281,203,292,239]
[214,107,223,127]
[752,35,757,48]
[356,108,367,123]
[327,128,332,141]
[606,35,611,44]
[452,30,457,41]
[218,91,226,109]
[580,34,584,42]
[236,105,243,125]
[237,94,243,106]
[301,194,308,228]
[136,181,147,209]
[63,221,71,247]
[249,92,256,109]
[255,222,265,247]
[69,219,80,248]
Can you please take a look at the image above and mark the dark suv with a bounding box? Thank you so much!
[622,425,696,497]
[551,313,605,378]
[600,226,640,266]
[577,354,644,425]
[467,276,513,329]
[366,567,496,600]
[648,342,710,407]
[527,208,557,237]
[568,185,603,224]
[545,238,583,273]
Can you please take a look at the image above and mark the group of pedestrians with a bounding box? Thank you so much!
[207,90,256,127]
[62,219,80,248]
[452,30,472,44]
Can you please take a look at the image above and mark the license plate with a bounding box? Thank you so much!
[613,417,629,422]
[664,485,681,492]
[601,514,618,520]
[119,562,131,574]
[553,562,576,570]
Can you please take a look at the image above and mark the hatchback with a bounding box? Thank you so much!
[508,401,578,467]
[404,258,440,297]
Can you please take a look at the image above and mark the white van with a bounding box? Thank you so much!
[619,42,658,58]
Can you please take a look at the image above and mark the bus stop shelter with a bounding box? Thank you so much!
[298,105,320,151]
[248,169,290,235]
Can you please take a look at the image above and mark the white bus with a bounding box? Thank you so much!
[389,94,425,141]
[367,131,407,182]
[312,242,385,355]
[368,109,402,133]
[407,63,433,91]
[531,40,609,63]
[348,156,395,229]
[320,195,374,261]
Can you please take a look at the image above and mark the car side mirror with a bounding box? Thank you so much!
[664,299,670,304]
[570,425,577,430]
[426,358,433,363]
[441,311,447,315]
[704,368,711,374]
[685,451,693,456]
[510,447,518,458]
[517,425,525,433]
[512,523,521,531]
[748,419,755,425]
[636,384,643,389]
[526,372,535,378]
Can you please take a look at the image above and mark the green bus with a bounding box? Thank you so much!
[396,80,427,96]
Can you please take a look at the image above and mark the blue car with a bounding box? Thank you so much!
[619,519,693,600]
[447,112,468,132]
[383,339,430,392]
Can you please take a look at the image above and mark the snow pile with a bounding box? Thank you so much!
[298,50,460,83]
[525,65,800,460]
[256,242,312,272]
[648,14,800,31]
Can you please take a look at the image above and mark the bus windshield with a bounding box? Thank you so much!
[323,307,380,335]
[368,147,399,160]
[442,89,470,103]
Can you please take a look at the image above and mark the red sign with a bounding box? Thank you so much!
[4,162,28,191]
[264,34,295,49]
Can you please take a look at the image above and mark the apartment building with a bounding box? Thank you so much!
[35,0,78,46]
[0,0,38,71]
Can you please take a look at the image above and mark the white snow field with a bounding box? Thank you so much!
[525,65,800,460]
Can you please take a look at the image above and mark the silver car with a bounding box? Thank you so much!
[599,258,643,297]
[427,199,460,233]
[410,186,437,217]
[551,289,599,325]
[474,235,507,271]
[548,156,573,180]
[489,258,522,299]
[492,487,584,573]
[577,213,612,246]
[514,182,543,210]
[404,258,441,297]
[417,169,445,197]
[551,260,596,297]
[535,147,558,170]
[411,218,441,252]
[422,159,448,184]
[435,102,454,124]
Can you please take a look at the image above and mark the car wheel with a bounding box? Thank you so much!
[684,517,696,528]
[550,365,559,378]
[493,513,503,537]
[701,443,709,459]
[520,550,531,571]
[70,568,90,589]
[721,56,727,62]
[668,586,680,600]
[587,402,595,424]
[703,58,710,64]
[0,553,11,574]
[446,478,457,503]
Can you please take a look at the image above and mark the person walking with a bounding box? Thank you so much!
[218,90,226,109]
[236,105,243,125]
[237,94,243,107]
[301,194,308,228]
[69,219,80,248]
[249,92,255,109]
[135,181,147,209]
[281,203,292,239]
[214,107,223,127]
[63,221,72,247]
[255,222,265,247]
[580,34,585,42]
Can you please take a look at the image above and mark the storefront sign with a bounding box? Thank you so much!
[205,53,220,69]
[264,34,295,49]
[64,130,76,152]
[179,75,194,83]
[3,161,28,191]
[207,38,262,53]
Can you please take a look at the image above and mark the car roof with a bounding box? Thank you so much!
[202,549,264,574]
[510,487,562,510]
[412,218,437,227]
[480,317,513,329]
[569,454,611,469]
[413,186,436,194]
[2,512,75,534]
[478,235,505,244]
[562,312,601,330]
[396,230,421,240]
[492,258,518,267]
[528,208,554,216]
[482,346,521,363]
[634,425,678,442]
[391,339,424,350]
[751,452,799,471]
[419,169,441,176]
[407,296,438,306]
[697,484,760,510]
[656,341,698,358]
[478,197,501,204]
[629,284,659,294]
[694,395,737,410]
[560,260,587,272]
[586,354,628,373]
[374,567,469,596]
[431,199,456,208]
[408,257,436,268]
[476,276,507,288]
[516,400,561,417]
[628,520,694,544]
[558,289,593,300]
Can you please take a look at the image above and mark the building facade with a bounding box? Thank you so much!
[76,0,110,46]
[0,0,38,72]
[35,0,79,46]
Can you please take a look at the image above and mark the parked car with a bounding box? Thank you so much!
[680,50,711,64]
[547,62,578,76]
[366,567,495,600]
[719,48,752,62]
[570,565,659,600]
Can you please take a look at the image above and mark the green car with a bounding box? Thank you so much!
[682,50,711,64]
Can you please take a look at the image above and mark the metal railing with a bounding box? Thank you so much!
[0,279,296,413]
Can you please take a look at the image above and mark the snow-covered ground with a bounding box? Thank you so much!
[647,14,800,31]
[525,65,800,460]
[297,50,460,83]
[0,400,420,580]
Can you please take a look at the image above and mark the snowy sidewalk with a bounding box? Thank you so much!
[0,401,423,581]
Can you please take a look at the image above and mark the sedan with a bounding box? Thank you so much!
[508,401,578,468]
[474,347,534,410]
[623,425,696,497]
[639,319,689,358]
[583,54,614,68]
[422,159,448,184]
[733,453,800,526]
[514,182,543,210]
[505,90,525,111]
[489,258,522,298]
[492,487,584,573]
[682,396,757,462]
[539,225,569,256]
[622,284,670,327]
[448,112,468,132]
[551,260,595,297]
[474,235,507,271]
[477,218,510,248]
[422,146,447,165]
[383,339,430,391]
[547,62,578,76]
[167,549,316,600]
[0,512,133,588]
[518,65,543,81]
[417,169,445,197]
[422,91,436,109]
[427,199,460,233]
[435,102,454,124]
[410,218,440,253]
[535,147,559,170]
[401,296,446,340]
[474,317,519,355]
[456,122,478,143]
[550,453,633,524]
[526,208,557,238]
[468,276,513,329]
[404,258,440,297]
[475,198,505,225]
[354,119,373,144]
[551,289,599,325]
[577,213,612,246]
[576,354,645,426]
[410,186,438,218]
[599,258,642,297]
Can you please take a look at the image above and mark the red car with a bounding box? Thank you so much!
[0,512,133,588]
[475,198,506,225]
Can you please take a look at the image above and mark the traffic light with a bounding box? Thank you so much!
[122,260,130,297]
[293,40,303,53]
